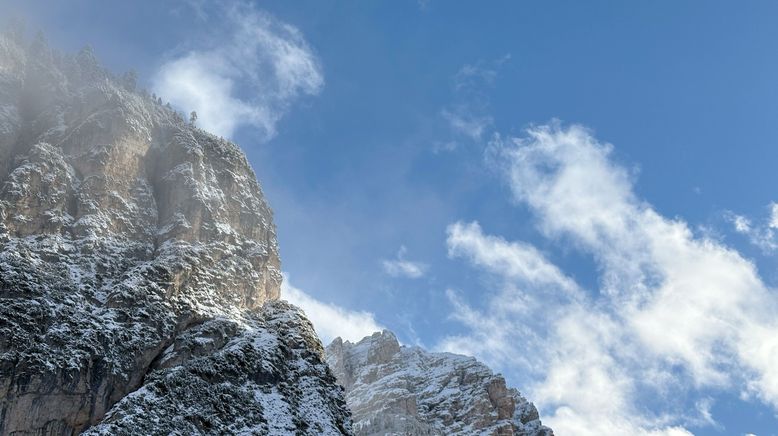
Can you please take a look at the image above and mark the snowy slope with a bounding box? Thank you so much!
[85,301,350,436]
[326,331,553,436]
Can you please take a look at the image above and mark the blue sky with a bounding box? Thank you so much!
[6,1,778,434]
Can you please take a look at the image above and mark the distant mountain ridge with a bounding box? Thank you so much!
[326,330,553,436]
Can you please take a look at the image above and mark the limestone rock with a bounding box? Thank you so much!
[326,331,553,436]
[0,33,349,435]
[84,301,351,436]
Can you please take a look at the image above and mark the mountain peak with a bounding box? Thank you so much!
[326,330,553,436]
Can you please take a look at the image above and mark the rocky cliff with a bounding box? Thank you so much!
[326,331,552,436]
[0,32,351,434]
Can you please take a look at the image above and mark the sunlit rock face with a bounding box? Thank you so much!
[326,331,553,436]
[0,33,350,435]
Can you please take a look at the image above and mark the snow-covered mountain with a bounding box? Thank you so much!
[0,32,350,434]
[326,331,553,436]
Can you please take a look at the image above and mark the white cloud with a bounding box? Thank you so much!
[732,214,752,233]
[153,3,323,139]
[437,55,508,148]
[440,221,582,375]
[447,221,581,297]
[452,54,511,92]
[382,245,428,279]
[690,397,720,430]
[440,123,778,434]
[726,203,778,252]
[282,275,383,344]
[438,287,540,370]
[441,108,492,141]
[770,203,778,229]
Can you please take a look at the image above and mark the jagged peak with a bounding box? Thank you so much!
[326,329,553,436]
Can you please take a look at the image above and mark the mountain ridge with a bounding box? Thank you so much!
[326,330,553,436]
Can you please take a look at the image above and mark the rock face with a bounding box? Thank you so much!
[0,33,351,434]
[326,331,552,436]
[85,302,351,435]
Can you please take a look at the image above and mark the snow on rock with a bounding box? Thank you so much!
[326,331,553,436]
[0,33,349,435]
[84,301,351,436]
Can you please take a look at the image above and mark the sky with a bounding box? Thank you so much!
[4,1,778,434]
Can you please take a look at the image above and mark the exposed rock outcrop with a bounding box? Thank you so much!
[0,33,350,434]
[85,301,350,435]
[326,331,552,436]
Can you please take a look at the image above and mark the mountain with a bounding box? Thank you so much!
[326,331,553,436]
[0,30,552,436]
[0,32,350,434]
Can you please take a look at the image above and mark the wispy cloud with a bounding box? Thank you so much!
[447,221,581,296]
[417,0,432,11]
[382,245,428,279]
[441,108,492,142]
[439,123,778,435]
[153,2,323,139]
[439,220,585,380]
[282,275,383,344]
[453,54,511,92]
[726,202,778,252]
[436,55,509,151]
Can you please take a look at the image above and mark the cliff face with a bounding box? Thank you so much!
[0,33,350,434]
[84,301,350,436]
[326,331,552,436]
